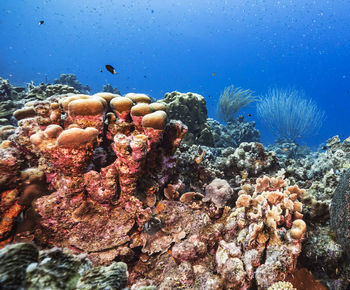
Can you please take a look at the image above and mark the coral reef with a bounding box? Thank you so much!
[26,82,79,100]
[159,91,214,146]
[174,141,280,196]
[103,83,121,95]
[0,77,26,122]
[219,176,306,289]
[257,88,325,142]
[217,85,257,122]
[130,176,306,289]
[300,224,349,289]
[0,81,344,289]
[267,281,296,290]
[54,73,90,94]
[204,178,234,208]
[208,116,260,148]
[0,242,128,289]
[0,91,187,266]
[330,168,350,256]
[266,139,311,160]
[277,135,350,222]
[0,77,81,126]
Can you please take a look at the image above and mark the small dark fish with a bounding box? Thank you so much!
[105,64,117,75]
[39,20,44,25]
[151,9,154,13]
[100,69,103,72]
[322,146,327,150]
[248,114,252,117]
[144,217,164,235]
[144,75,147,78]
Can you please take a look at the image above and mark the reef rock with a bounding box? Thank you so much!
[0,242,128,290]
[54,73,90,94]
[208,116,260,148]
[26,82,80,100]
[159,91,214,146]
[0,77,26,121]
[330,168,350,256]
[0,243,39,289]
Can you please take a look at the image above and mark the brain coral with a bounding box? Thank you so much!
[159,91,214,146]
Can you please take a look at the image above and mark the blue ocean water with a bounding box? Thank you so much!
[1,0,349,147]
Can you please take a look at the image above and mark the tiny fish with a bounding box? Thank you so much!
[151,9,154,13]
[105,64,117,75]
[144,217,164,235]
[240,170,248,179]
[100,69,103,72]
[38,20,44,25]
[208,95,212,98]
[212,72,216,76]
[322,146,327,150]
[248,114,252,117]
[155,202,165,214]
[282,148,289,152]
[144,75,147,78]
[194,150,205,164]
[167,249,176,262]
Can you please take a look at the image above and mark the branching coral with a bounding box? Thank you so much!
[257,88,325,142]
[217,85,257,122]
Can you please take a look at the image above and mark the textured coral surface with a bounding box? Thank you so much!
[0,87,345,289]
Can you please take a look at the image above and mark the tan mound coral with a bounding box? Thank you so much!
[130,103,153,129]
[64,97,106,130]
[150,102,166,112]
[68,98,104,116]
[110,97,134,121]
[13,107,36,121]
[57,127,99,148]
[141,111,167,130]
[290,219,307,240]
[125,93,151,104]
[93,92,119,103]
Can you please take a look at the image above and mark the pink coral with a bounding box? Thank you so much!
[220,175,306,288]
[4,92,187,263]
